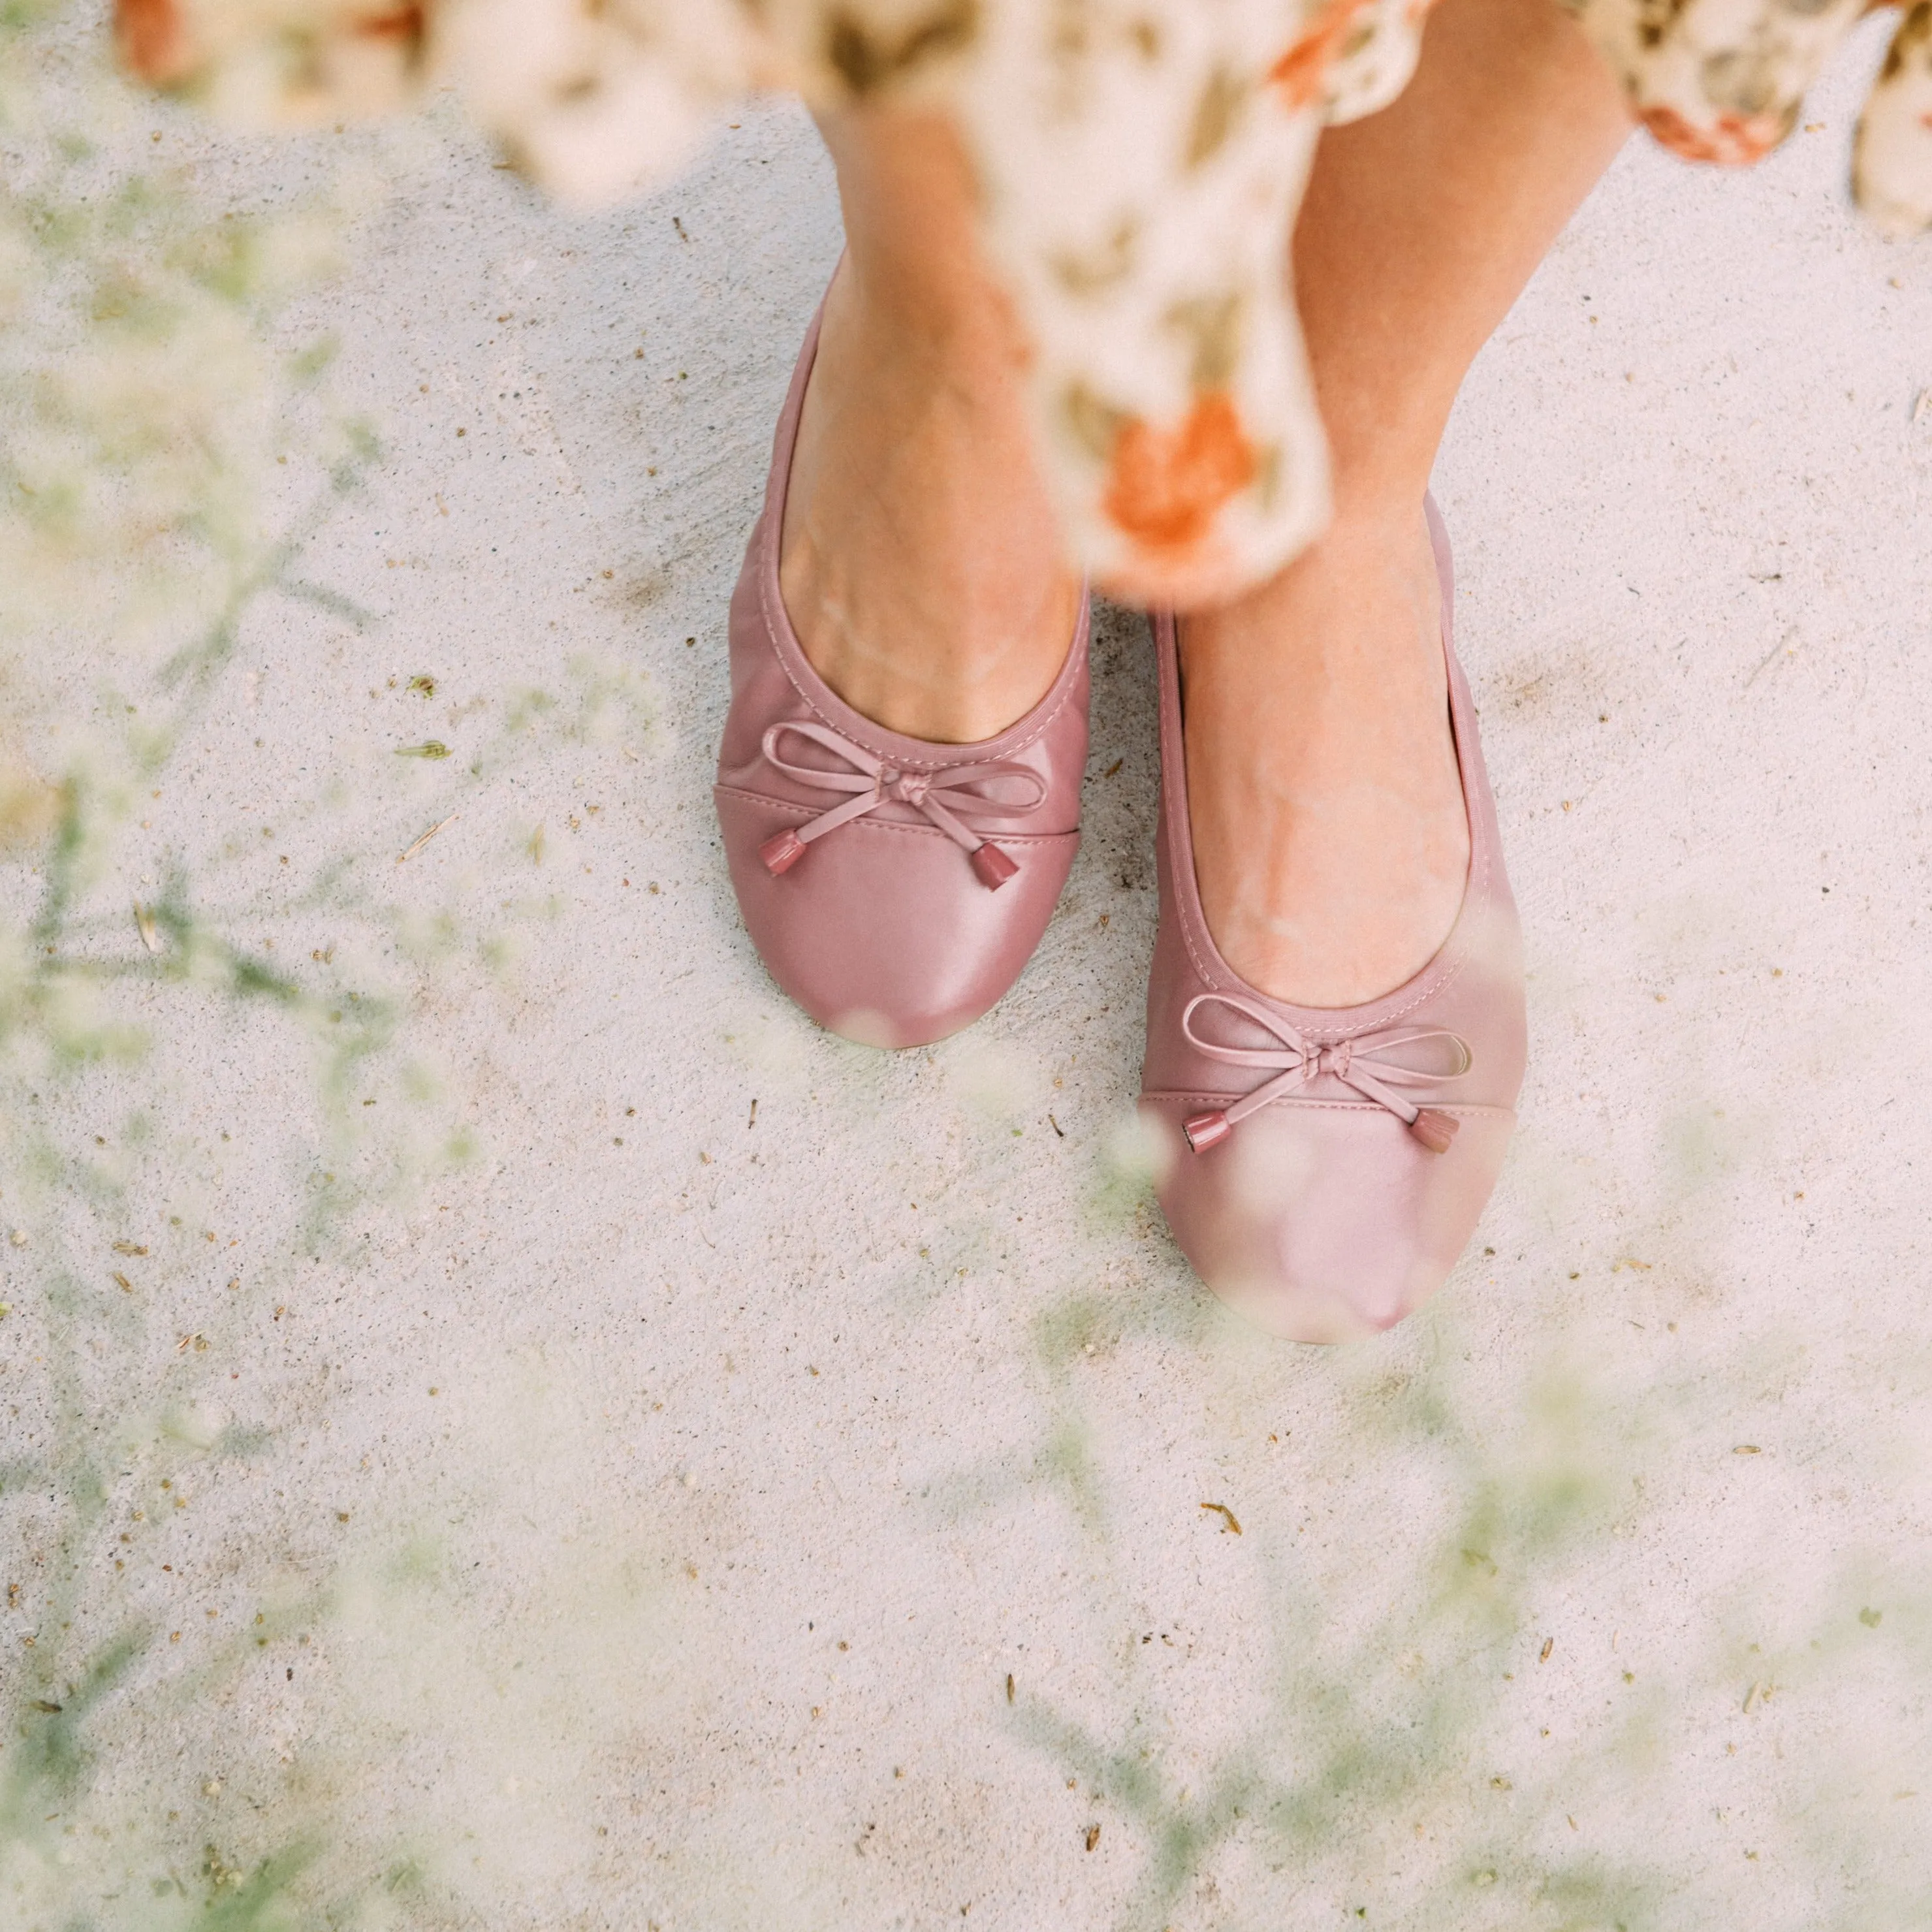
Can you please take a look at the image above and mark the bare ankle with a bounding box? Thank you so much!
[776,264,1079,746]
[1180,499,1467,1008]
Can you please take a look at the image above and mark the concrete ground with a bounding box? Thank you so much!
[5,18,1932,1930]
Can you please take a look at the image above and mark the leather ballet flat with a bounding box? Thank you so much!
[1138,496,1526,1340]
[714,298,1090,1049]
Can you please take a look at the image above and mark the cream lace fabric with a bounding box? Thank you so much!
[118,0,1932,597]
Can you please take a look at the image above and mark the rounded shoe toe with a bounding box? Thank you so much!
[718,787,1076,1048]
[1141,1097,1515,1342]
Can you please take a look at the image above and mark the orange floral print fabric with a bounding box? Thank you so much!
[1103,396,1260,560]
[116,0,1931,601]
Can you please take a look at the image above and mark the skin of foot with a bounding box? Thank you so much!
[1179,506,1470,1009]
[778,121,1081,747]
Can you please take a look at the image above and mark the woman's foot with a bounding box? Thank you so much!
[779,119,1081,748]
[1179,503,1470,1009]
[714,291,1092,1051]
[1139,505,1525,1342]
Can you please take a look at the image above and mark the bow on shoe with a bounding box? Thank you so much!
[756,719,1048,891]
[1179,992,1472,1155]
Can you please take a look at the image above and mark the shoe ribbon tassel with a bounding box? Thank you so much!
[1179,992,1472,1155]
[757,718,1047,890]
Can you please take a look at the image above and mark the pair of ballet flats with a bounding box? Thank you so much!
[713,308,1526,1342]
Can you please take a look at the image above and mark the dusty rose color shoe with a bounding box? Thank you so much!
[714,304,1090,1049]
[1138,498,1526,1340]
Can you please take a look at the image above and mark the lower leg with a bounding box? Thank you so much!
[1181,0,1630,1006]
[780,106,1083,745]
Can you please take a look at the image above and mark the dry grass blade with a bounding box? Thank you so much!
[398,814,458,863]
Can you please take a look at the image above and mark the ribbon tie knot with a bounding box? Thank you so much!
[1178,992,1472,1156]
[755,720,1046,890]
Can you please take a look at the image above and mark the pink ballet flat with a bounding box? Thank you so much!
[1139,497,1526,1340]
[714,302,1090,1049]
